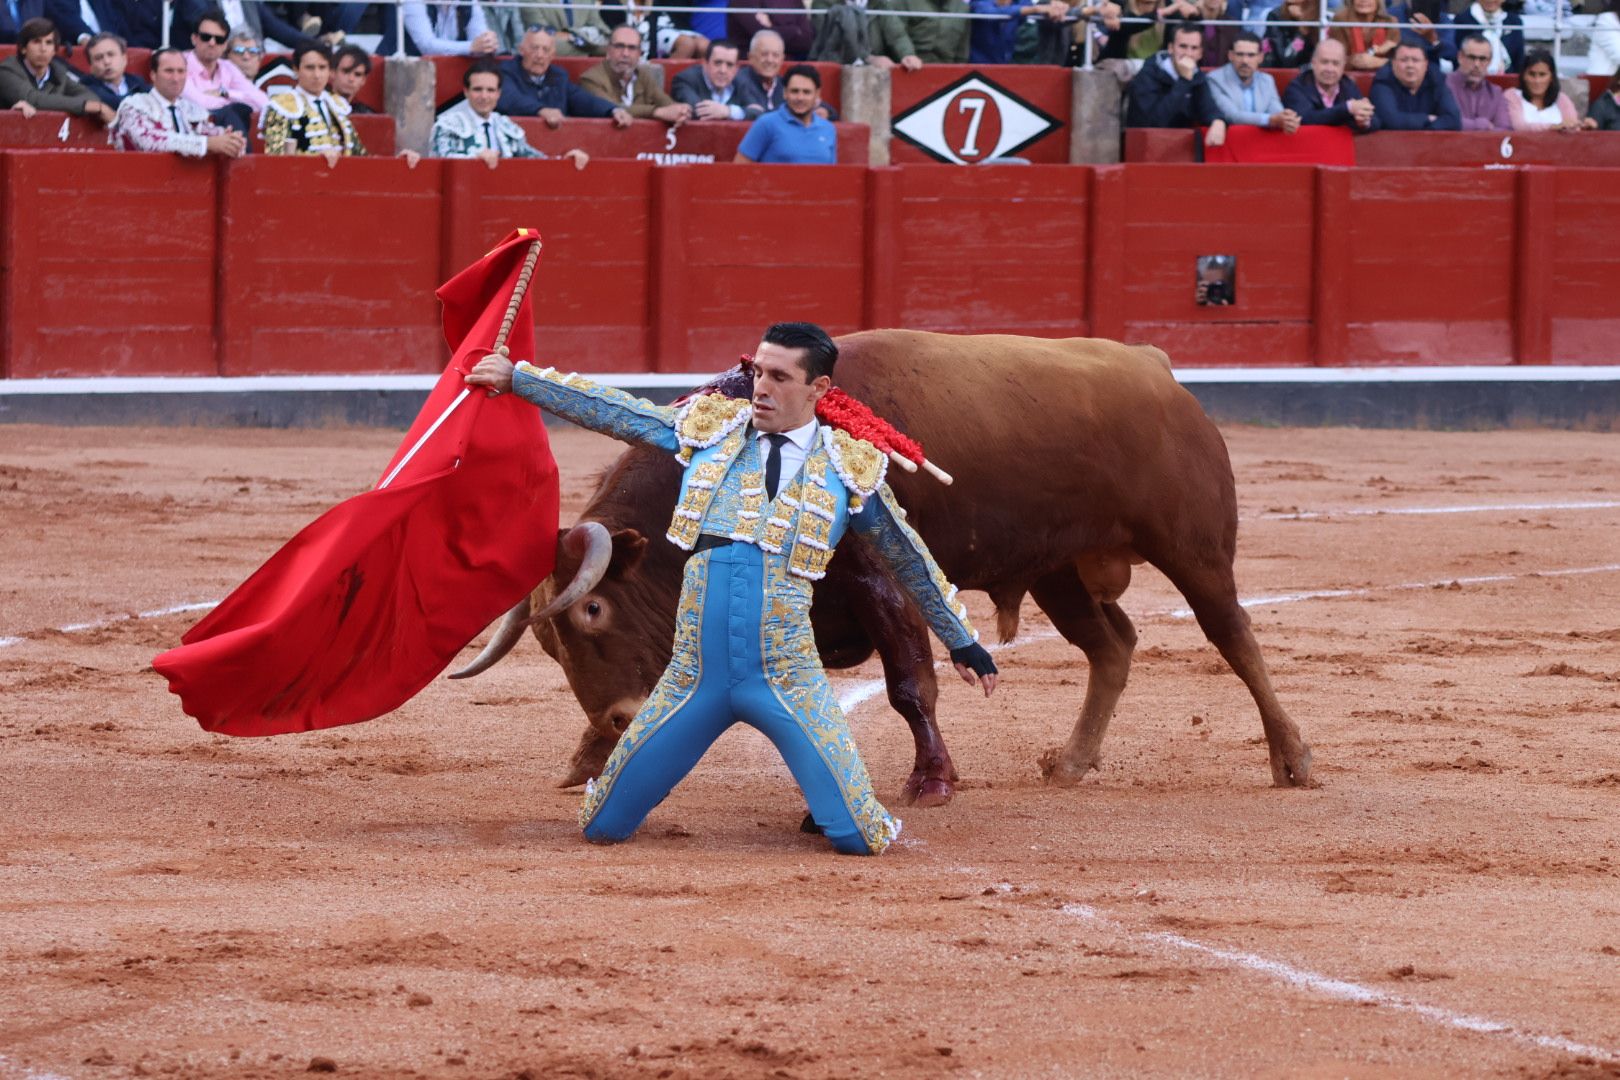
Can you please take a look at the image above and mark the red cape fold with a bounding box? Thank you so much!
[152,229,560,736]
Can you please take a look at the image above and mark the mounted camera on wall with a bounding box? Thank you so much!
[1196,255,1237,307]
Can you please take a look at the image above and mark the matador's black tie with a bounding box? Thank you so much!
[764,433,789,501]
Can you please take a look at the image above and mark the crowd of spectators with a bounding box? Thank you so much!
[2,0,1618,164]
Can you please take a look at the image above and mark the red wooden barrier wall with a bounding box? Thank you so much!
[1,151,217,376]
[441,159,656,372]
[516,117,869,162]
[4,153,1620,379]
[217,156,445,374]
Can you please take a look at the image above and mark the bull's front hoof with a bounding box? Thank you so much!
[1039,746,1098,788]
[555,762,598,790]
[902,772,955,808]
[1270,743,1317,788]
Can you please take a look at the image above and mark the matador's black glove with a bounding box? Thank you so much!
[950,642,998,678]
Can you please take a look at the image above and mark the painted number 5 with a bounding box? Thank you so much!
[956,96,986,158]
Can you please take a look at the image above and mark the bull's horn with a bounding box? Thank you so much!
[528,521,613,623]
[448,595,533,680]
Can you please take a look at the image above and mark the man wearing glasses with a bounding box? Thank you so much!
[183,7,266,135]
[224,31,264,82]
[579,24,691,122]
[1445,30,1512,130]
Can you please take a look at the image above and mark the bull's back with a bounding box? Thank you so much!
[833,330,1235,588]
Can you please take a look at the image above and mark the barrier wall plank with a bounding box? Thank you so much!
[217,156,444,374]
[1117,164,1315,366]
[1343,169,1516,364]
[1,151,218,377]
[441,159,656,372]
[1548,167,1620,363]
[516,117,869,163]
[0,111,107,148]
[652,164,866,370]
[889,164,1089,336]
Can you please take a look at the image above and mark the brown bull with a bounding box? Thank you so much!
[454,330,1314,798]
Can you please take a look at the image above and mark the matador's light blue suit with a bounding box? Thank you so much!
[513,363,979,855]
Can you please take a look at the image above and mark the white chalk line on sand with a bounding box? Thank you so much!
[1052,901,1620,1063]
[0,600,219,651]
[1254,499,1620,521]
[836,561,1620,713]
[0,1054,73,1080]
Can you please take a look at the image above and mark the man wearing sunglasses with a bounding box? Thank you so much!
[183,7,266,136]
[224,30,264,81]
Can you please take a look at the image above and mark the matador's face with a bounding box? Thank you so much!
[750,342,829,434]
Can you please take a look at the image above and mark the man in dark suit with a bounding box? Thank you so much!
[671,38,759,120]
[76,30,149,107]
[0,0,46,43]
[733,28,838,121]
[496,27,630,127]
[1281,37,1379,131]
[44,0,123,43]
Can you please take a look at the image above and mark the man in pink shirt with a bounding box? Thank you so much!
[183,8,267,138]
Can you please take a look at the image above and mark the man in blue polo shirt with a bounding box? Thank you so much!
[735,63,836,163]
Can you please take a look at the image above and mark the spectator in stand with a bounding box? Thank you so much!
[1446,32,1511,130]
[1449,0,1521,75]
[1582,71,1620,130]
[1328,0,1399,70]
[728,0,813,60]
[432,60,591,168]
[400,0,499,56]
[1589,0,1620,80]
[579,24,692,122]
[0,0,44,44]
[263,42,366,159]
[902,0,969,64]
[1283,36,1378,130]
[43,0,125,45]
[1505,49,1580,131]
[0,17,118,121]
[809,0,923,70]
[602,0,708,60]
[1369,40,1459,128]
[499,27,630,126]
[1126,22,1217,128]
[519,0,613,56]
[174,0,314,55]
[110,45,244,155]
[736,29,837,120]
[329,43,371,113]
[1189,0,1241,67]
[77,31,149,108]
[1262,0,1317,69]
[1204,32,1298,145]
[184,9,266,136]
[1096,0,1168,61]
[225,30,263,81]
[972,0,1075,65]
[672,38,760,119]
[735,62,835,162]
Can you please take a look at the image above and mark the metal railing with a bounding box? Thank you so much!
[155,0,1595,69]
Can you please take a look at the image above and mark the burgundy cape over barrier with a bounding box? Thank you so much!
[153,229,560,736]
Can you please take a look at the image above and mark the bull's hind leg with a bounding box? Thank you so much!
[1029,568,1137,787]
[1166,559,1314,788]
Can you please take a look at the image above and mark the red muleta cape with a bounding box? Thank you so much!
[152,229,560,736]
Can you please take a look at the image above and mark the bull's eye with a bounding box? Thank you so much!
[585,601,602,617]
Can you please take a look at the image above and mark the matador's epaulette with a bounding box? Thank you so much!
[824,428,886,512]
[675,393,750,464]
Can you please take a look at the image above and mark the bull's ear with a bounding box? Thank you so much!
[607,528,649,579]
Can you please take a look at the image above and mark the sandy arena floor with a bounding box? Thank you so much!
[1,420,1618,1080]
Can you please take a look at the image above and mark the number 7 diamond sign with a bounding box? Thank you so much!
[891,72,1063,166]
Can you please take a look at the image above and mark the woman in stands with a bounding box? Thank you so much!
[1505,49,1581,132]
[1582,71,1620,130]
[1263,0,1318,67]
[1327,0,1399,70]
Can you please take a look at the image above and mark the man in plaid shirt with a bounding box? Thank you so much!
[431,60,590,169]
[110,47,245,158]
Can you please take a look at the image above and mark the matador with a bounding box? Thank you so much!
[467,322,998,855]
